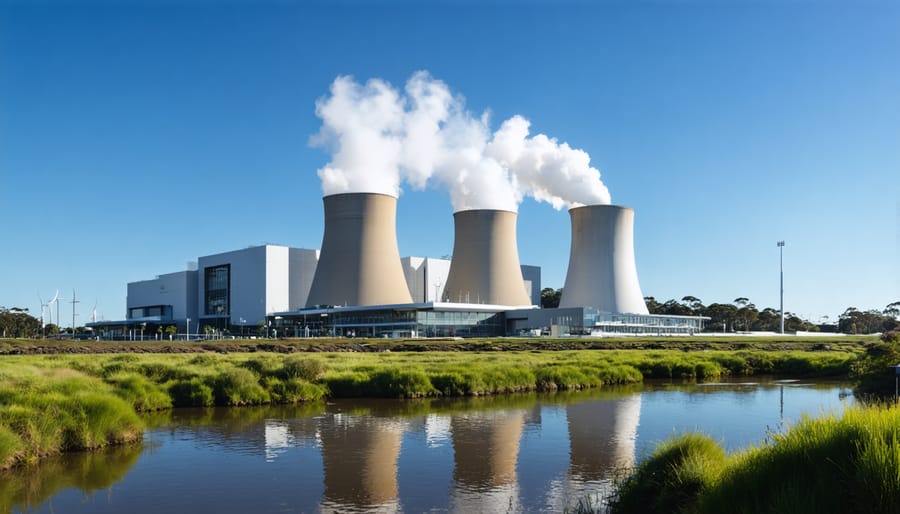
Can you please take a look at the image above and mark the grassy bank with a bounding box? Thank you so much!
[0,347,860,469]
[609,403,900,514]
[0,334,877,355]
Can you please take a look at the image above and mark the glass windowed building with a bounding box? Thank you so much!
[270,303,509,339]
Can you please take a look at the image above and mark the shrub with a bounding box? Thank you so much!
[168,377,215,407]
[105,373,172,411]
[535,365,597,391]
[61,393,143,449]
[0,425,22,469]
[137,362,187,382]
[239,356,281,377]
[213,368,269,406]
[280,355,326,382]
[262,377,326,403]
[611,433,725,514]
[852,340,900,398]
[187,354,219,367]
[369,369,437,398]
[323,371,370,397]
[431,370,477,396]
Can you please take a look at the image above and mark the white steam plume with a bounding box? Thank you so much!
[311,76,405,197]
[310,71,611,211]
[486,116,611,209]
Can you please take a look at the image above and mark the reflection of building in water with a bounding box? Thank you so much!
[567,395,641,481]
[319,413,406,513]
[425,413,452,448]
[264,420,295,462]
[538,395,642,512]
[450,409,525,513]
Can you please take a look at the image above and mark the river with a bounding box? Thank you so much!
[3,378,852,514]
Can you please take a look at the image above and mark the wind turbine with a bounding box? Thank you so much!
[47,290,60,330]
[38,294,48,338]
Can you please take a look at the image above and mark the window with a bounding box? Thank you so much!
[204,265,230,315]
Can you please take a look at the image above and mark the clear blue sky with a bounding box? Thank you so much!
[1,0,898,326]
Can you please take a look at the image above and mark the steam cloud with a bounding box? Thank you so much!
[311,71,611,211]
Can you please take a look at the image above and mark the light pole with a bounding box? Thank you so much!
[186,318,191,341]
[777,241,785,334]
[240,317,246,338]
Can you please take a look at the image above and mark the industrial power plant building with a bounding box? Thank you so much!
[88,194,705,339]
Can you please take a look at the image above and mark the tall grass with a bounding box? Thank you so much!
[612,433,725,514]
[609,403,900,514]
[0,367,142,469]
[0,347,859,469]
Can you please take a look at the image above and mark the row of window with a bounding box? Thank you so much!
[204,265,230,316]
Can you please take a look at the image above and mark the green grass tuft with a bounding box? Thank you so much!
[168,377,215,407]
[213,368,270,406]
[105,373,172,411]
[611,404,900,514]
[611,432,724,514]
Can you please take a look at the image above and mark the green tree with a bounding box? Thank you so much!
[0,307,40,338]
[165,325,177,340]
[540,288,562,308]
[662,299,693,316]
[644,297,664,314]
[680,296,704,315]
[838,307,893,334]
[704,303,738,332]
[754,307,780,331]
[733,298,758,332]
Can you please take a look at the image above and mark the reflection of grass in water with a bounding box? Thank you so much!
[0,443,142,513]
[1,348,857,469]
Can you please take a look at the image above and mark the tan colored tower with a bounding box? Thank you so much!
[567,395,642,481]
[306,193,413,307]
[319,416,405,512]
[450,409,525,512]
[442,209,531,306]
[560,205,649,314]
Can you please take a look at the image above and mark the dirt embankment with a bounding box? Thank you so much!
[0,336,874,355]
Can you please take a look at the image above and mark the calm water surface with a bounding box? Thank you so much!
[5,379,852,514]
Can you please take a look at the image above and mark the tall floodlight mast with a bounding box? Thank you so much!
[777,241,785,334]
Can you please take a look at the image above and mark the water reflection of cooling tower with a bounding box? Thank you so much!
[442,209,531,306]
[450,410,525,512]
[566,395,642,481]
[559,205,648,314]
[319,415,405,512]
[306,193,413,307]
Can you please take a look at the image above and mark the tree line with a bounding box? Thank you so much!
[0,307,41,338]
[540,289,899,335]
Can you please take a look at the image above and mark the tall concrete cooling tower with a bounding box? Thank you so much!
[442,209,531,306]
[306,193,413,307]
[559,205,649,314]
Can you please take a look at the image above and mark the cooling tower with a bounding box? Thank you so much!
[559,205,649,314]
[306,193,413,307]
[442,209,531,306]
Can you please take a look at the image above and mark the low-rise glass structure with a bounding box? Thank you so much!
[270,303,510,339]
[272,304,706,338]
